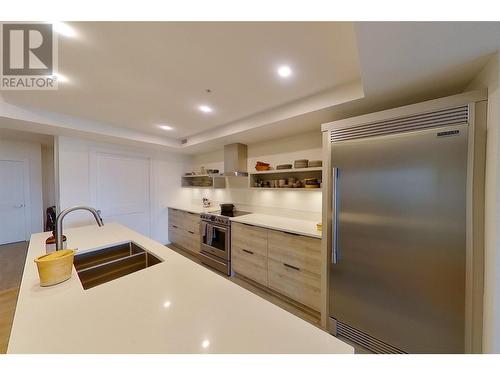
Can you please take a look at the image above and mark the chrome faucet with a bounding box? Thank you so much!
[56,206,104,250]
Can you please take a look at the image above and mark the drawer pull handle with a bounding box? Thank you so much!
[242,249,254,255]
[283,263,300,271]
[172,225,178,229]
[188,230,195,234]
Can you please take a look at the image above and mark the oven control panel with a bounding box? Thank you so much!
[200,213,230,226]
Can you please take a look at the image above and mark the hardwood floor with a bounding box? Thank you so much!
[0,241,28,291]
[0,241,28,354]
[168,244,321,328]
[0,288,19,353]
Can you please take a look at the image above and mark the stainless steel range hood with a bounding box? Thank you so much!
[223,143,248,177]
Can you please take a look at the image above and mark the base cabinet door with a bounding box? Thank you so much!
[267,230,321,274]
[231,223,268,284]
[267,258,321,311]
[267,230,321,311]
[183,229,200,254]
[232,245,268,285]
[168,208,200,254]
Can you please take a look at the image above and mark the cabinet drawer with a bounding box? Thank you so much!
[168,223,183,246]
[168,208,201,234]
[183,211,201,234]
[168,208,183,227]
[169,224,200,254]
[183,229,200,253]
[268,258,321,311]
[232,244,268,285]
[267,230,321,275]
[231,222,268,257]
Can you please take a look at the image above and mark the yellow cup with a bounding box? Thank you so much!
[34,250,75,287]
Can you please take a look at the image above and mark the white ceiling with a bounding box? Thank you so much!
[355,22,500,98]
[1,21,500,154]
[1,22,360,139]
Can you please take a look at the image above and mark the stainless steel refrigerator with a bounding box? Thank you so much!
[325,100,486,354]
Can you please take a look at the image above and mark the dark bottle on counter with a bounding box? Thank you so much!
[45,231,67,253]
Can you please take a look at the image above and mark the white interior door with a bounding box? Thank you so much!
[93,152,151,236]
[0,160,27,244]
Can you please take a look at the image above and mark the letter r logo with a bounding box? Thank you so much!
[2,23,53,75]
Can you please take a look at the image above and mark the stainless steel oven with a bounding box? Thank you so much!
[201,222,230,261]
[199,210,251,276]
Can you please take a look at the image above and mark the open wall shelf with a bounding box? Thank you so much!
[249,167,322,190]
[181,175,226,188]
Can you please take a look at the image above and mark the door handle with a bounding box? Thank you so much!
[14,204,25,208]
[242,249,254,255]
[283,263,300,271]
[332,167,340,264]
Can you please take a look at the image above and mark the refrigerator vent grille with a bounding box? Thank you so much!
[330,105,469,142]
[337,321,406,354]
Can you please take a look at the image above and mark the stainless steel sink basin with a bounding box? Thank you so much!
[73,241,163,290]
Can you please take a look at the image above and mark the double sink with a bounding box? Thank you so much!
[73,241,163,290]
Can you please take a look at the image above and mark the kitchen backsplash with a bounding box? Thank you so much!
[184,131,323,220]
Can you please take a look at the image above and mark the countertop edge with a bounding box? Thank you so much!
[229,215,322,239]
[168,206,322,239]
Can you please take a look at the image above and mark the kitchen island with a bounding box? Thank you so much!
[8,223,352,354]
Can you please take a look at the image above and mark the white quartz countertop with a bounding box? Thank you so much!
[8,223,349,354]
[168,204,218,214]
[230,213,322,238]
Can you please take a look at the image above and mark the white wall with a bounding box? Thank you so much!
[467,51,500,353]
[41,144,56,215]
[0,138,43,237]
[55,136,191,244]
[187,131,323,221]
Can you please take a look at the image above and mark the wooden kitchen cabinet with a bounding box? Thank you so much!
[267,230,321,275]
[231,222,268,285]
[230,222,322,312]
[267,258,321,311]
[267,230,321,311]
[168,208,200,254]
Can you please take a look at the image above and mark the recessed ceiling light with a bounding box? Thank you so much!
[201,339,210,348]
[158,124,174,131]
[54,73,68,83]
[277,65,292,78]
[52,22,77,38]
[198,105,213,113]
[163,301,171,308]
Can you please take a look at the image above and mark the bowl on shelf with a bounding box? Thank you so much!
[308,160,322,168]
[294,159,309,169]
[304,178,320,189]
[255,165,271,171]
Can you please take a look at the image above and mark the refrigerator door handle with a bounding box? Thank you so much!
[332,167,340,264]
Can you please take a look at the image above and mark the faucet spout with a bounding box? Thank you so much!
[55,206,104,250]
